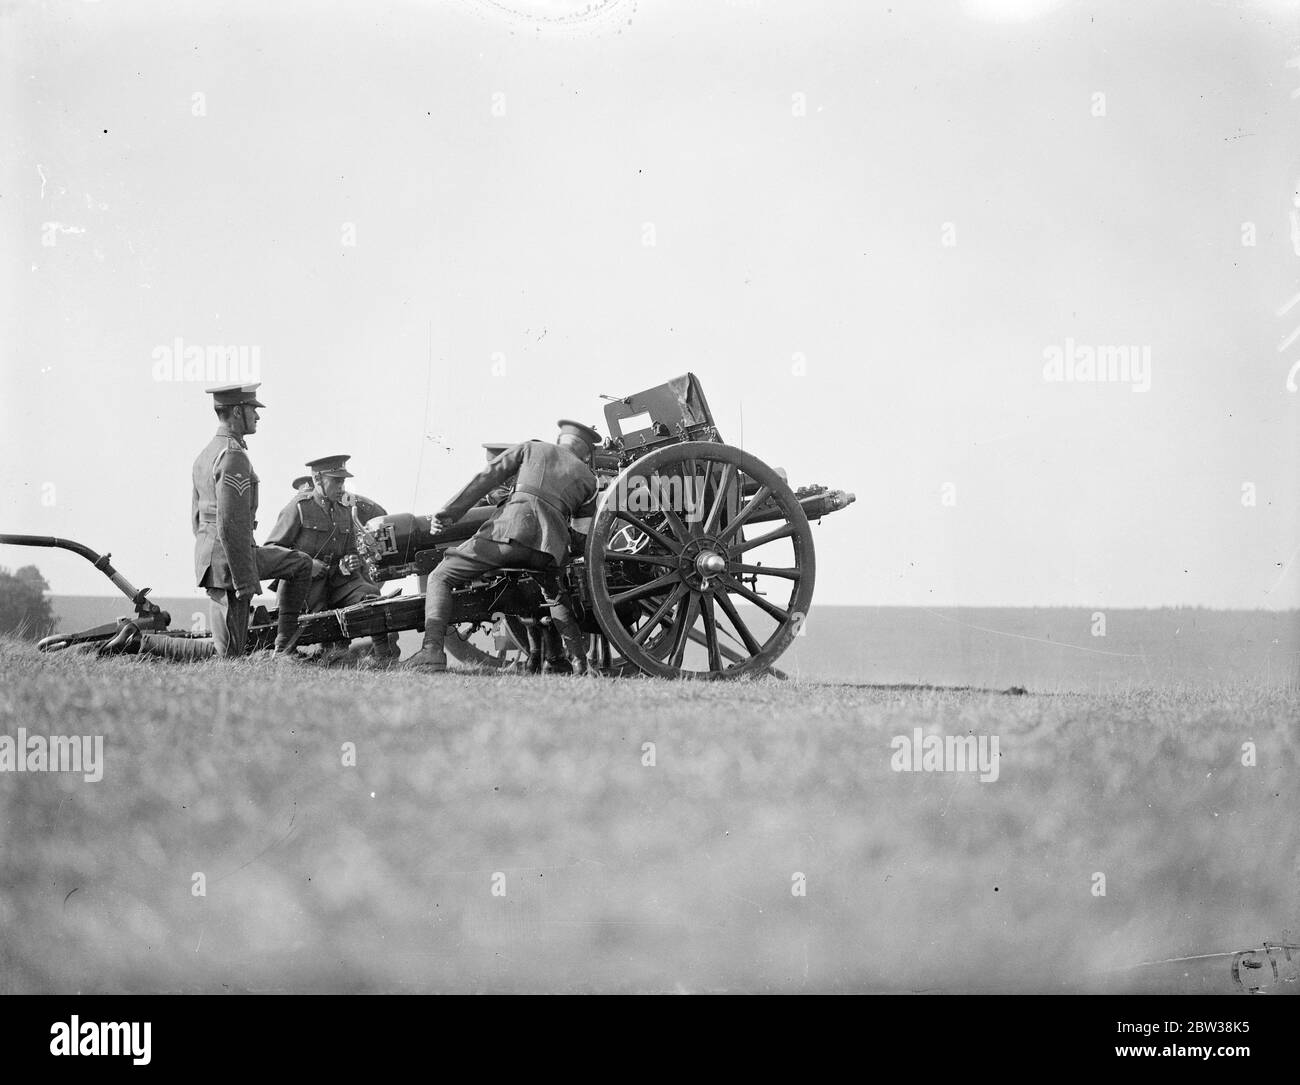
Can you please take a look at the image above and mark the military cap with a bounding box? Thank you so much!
[292,475,313,491]
[556,419,601,449]
[205,382,265,407]
[305,454,354,478]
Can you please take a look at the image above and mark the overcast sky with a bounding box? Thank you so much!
[2,0,1298,608]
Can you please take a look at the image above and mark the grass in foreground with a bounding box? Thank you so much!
[0,637,1296,993]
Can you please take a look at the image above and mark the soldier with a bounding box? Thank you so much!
[193,383,313,657]
[477,442,518,508]
[402,420,601,674]
[339,476,399,662]
[292,475,313,494]
[476,441,568,674]
[265,454,397,662]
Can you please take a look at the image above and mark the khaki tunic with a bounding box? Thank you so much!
[438,441,598,565]
[192,424,260,593]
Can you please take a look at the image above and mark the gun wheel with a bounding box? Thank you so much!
[586,441,815,679]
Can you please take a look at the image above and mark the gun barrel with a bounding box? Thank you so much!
[743,489,856,525]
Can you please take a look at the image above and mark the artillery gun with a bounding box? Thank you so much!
[2,374,854,679]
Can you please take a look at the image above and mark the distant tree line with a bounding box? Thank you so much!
[0,565,54,639]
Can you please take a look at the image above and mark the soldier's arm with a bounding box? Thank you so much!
[263,498,302,550]
[575,474,600,519]
[435,445,526,525]
[214,448,261,597]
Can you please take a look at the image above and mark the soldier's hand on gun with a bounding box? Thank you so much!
[339,553,361,575]
[311,559,329,579]
[426,511,456,532]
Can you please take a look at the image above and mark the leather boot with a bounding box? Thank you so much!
[369,633,399,668]
[273,621,302,654]
[525,623,545,674]
[273,552,312,654]
[541,621,573,673]
[400,621,448,672]
[549,613,590,676]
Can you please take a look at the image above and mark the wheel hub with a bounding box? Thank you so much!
[694,551,725,576]
[680,536,728,589]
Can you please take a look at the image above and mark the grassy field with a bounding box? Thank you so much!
[49,597,1300,691]
[0,636,1296,993]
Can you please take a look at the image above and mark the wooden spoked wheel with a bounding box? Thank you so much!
[586,441,815,679]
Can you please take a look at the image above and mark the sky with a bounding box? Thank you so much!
[1,0,1298,608]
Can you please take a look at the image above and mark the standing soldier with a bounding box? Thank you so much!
[193,383,312,657]
[402,421,601,674]
[265,454,397,663]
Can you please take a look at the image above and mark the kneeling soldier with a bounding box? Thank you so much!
[402,421,601,674]
[265,454,397,662]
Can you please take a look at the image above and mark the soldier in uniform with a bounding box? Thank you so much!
[476,440,569,674]
[193,383,313,657]
[402,420,601,674]
[265,454,397,662]
[90,384,310,661]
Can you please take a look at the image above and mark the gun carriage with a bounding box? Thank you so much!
[2,374,854,679]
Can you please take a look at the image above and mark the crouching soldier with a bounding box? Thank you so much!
[265,454,398,664]
[477,441,569,674]
[402,421,601,674]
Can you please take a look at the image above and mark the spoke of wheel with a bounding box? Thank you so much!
[698,456,716,518]
[603,551,677,568]
[731,521,796,554]
[684,624,749,665]
[721,575,791,623]
[613,510,682,554]
[728,562,801,580]
[610,570,680,607]
[700,593,723,672]
[718,485,771,542]
[714,588,763,657]
[660,507,692,543]
[668,590,701,669]
[703,462,737,534]
[634,584,687,644]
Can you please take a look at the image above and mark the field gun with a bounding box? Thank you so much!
[4,374,855,678]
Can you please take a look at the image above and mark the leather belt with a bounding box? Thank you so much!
[197,510,256,529]
[513,485,566,516]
